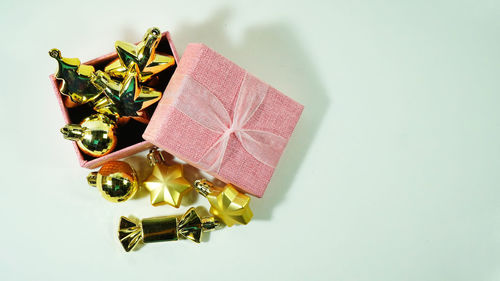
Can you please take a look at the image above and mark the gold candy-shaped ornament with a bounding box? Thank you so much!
[87,161,139,203]
[49,48,102,105]
[118,207,221,252]
[60,114,117,157]
[105,27,176,83]
[142,148,192,208]
[194,179,253,226]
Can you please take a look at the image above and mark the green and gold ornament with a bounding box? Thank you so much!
[50,27,175,157]
[49,48,102,105]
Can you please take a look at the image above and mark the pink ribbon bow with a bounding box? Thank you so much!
[167,72,287,173]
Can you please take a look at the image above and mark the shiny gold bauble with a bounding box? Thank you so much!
[87,161,139,203]
[60,114,117,157]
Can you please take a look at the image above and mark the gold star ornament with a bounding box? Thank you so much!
[142,148,192,207]
[194,179,253,226]
[105,27,175,82]
[105,54,175,83]
[91,63,161,120]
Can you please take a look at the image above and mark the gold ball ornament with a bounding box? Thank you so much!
[87,161,139,203]
[60,114,117,157]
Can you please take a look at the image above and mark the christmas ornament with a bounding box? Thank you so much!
[142,148,192,207]
[194,179,253,226]
[118,207,221,252]
[116,27,161,70]
[60,114,117,157]
[49,48,102,104]
[105,54,175,83]
[87,161,138,203]
[91,95,151,124]
[91,94,119,118]
[104,27,175,82]
[91,63,162,119]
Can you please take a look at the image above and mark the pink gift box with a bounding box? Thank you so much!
[49,31,179,169]
[143,43,303,197]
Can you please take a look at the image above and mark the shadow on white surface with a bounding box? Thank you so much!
[171,9,330,220]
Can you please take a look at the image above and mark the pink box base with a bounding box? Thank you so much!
[50,32,179,169]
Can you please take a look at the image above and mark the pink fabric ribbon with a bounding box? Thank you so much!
[167,72,287,173]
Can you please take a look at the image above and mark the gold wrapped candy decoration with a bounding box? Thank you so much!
[60,114,117,157]
[142,148,192,207]
[194,179,253,226]
[51,27,175,159]
[118,207,221,252]
[87,161,139,203]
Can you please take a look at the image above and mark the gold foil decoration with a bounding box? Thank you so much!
[142,148,192,207]
[194,179,253,226]
[60,114,117,157]
[49,49,102,104]
[118,207,221,252]
[91,63,161,120]
[105,54,175,83]
[87,161,138,203]
[91,92,150,124]
[105,27,175,82]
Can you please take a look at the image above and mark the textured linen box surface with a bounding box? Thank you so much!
[143,43,303,197]
[49,32,179,168]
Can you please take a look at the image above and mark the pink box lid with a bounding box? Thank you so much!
[143,43,304,197]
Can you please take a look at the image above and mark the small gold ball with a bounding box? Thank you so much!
[89,161,138,203]
[78,114,117,157]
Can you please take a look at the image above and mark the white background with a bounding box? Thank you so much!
[0,1,499,280]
